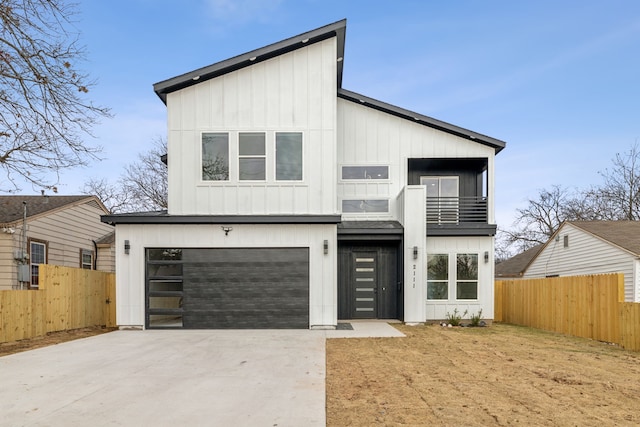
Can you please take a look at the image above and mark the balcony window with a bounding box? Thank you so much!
[422,176,459,223]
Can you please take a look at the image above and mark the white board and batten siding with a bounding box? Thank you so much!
[426,236,495,321]
[336,99,496,223]
[115,223,337,328]
[525,223,637,302]
[166,37,338,216]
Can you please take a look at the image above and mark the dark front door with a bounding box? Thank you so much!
[338,243,400,320]
[352,251,377,318]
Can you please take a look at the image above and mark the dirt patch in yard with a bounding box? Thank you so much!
[0,326,116,357]
[327,323,640,426]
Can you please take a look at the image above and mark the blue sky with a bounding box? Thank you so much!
[34,0,640,228]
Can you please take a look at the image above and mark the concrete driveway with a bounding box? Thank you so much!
[0,323,403,427]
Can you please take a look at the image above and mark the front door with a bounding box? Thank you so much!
[338,243,400,320]
[352,251,377,318]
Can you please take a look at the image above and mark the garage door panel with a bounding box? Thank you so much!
[181,248,309,329]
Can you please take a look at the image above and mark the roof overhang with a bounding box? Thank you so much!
[153,19,347,104]
[101,212,342,225]
[338,89,506,154]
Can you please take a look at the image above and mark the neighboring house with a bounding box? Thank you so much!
[0,195,115,290]
[102,20,506,329]
[495,244,543,279]
[524,221,640,302]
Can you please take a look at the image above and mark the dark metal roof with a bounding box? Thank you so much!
[338,89,506,154]
[0,195,107,224]
[153,19,347,103]
[101,211,342,225]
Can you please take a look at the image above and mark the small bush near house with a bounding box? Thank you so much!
[468,309,484,327]
[445,308,468,326]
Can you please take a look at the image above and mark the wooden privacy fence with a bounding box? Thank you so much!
[0,265,116,343]
[495,274,640,352]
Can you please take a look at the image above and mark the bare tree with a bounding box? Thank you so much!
[82,137,167,213]
[0,0,110,191]
[121,137,168,211]
[597,143,640,220]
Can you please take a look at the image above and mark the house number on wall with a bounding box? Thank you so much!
[412,264,416,288]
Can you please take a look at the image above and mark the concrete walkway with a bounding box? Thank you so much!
[0,323,403,427]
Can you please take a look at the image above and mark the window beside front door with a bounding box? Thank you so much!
[29,240,47,289]
[427,254,448,300]
[426,252,479,301]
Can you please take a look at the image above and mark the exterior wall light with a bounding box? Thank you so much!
[221,226,233,236]
[124,240,130,255]
[323,240,329,255]
[413,246,418,260]
[484,251,489,263]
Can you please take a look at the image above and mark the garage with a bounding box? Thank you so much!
[146,247,310,329]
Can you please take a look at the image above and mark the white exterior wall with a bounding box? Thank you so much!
[426,236,494,320]
[336,99,496,223]
[115,223,337,328]
[403,186,426,323]
[525,223,637,302]
[166,38,337,216]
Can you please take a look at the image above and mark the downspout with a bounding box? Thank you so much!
[21,201,27,290]
[92,239,98,270]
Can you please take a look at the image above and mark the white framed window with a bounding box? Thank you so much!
[202,132,229,181]
[456,253,478,300]
[426,252,479,301]
[238,132,266,181]
[342,199,389,213]
[275,132,303,181]
[29,239,47,289]
[341,165,389,180]
[81,249,93,270]
[427,254,448,300]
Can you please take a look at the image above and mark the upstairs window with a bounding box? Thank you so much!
[239,132,266,181]
[342,165,389,180]
[342,199,389,213]
[276,132,302,181]
[202,133,229,181]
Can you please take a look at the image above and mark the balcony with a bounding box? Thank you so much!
[426,196,495,236]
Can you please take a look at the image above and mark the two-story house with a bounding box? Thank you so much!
[102,20,506,329]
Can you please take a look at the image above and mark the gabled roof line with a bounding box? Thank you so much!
[153,19,347,104]
[0,195,109,226]
[566,221,640,257]
[338,89,506,154]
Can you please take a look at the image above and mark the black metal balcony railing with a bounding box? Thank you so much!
[426,197,488,224]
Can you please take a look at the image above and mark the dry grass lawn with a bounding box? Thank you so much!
[327,323,640,426]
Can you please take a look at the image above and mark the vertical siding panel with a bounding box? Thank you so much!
[293,48,308,127]
[196,80,211,128]
[223,73,239,127]
[237,67,253,127]
[252,63,266,128]
[209,78,225,127]
[278,54,294,128]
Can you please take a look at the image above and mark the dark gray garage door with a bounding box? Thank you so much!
[146,248,309,329]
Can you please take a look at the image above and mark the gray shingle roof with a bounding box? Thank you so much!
[495,244,544,278]
[0,195,104,224]
[568,221,640,256]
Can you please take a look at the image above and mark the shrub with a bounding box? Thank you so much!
[468,309,484,327]
[445,308,468,326]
